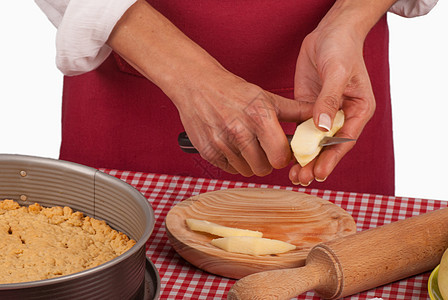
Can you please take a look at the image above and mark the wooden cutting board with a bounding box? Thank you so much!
[165,188,356,279]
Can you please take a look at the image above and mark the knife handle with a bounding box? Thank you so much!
[178,132,294,154]
[178,132,199,153]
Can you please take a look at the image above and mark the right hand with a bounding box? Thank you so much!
[172,67,313,177]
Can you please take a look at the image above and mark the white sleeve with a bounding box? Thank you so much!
[389,0,438,18]
[34,0,70,27]
[35,0,137,76]
[35,0,438,76]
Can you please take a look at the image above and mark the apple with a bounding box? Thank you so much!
[291,110,345,167]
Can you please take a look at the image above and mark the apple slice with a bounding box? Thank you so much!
[186,218,263,238]
[291,110,345,167]
[211,236,296,256]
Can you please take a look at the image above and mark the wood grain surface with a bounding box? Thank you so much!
[165,188,356,279]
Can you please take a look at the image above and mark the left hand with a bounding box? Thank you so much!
[289,20,376,186]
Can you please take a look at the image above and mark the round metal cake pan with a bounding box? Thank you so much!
[0,154,159,299]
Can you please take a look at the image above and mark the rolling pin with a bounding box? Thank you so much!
[228,207,448,300]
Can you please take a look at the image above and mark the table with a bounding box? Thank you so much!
[103,169,447,300]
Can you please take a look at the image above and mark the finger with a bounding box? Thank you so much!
[289,163,301,185]
[217,141,255,177]
[218,134,273,177]
[197,145,241,175]
[214,156,241,175]
[339,105,371,140]
[250,108,291,170]
[313,63,350,132]
[257,127,291,170]
[225,165,239,174]
[289,161,316,186]
[209,133,273,177]
[239,140,273,177]
[210,125,264,177]
[194,134,244,176]
[292,107,367,183]
[289,163,302,185]
[267,92,314,123]
[311,68,375,180]
[258,92,314,170]
[311,105,369,180]
[312,133,356,181]
[299,160,316,186]
[239,92,293,170]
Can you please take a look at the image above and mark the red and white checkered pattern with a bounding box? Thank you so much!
[103,169,447,300]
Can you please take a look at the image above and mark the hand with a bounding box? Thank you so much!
[173,67,312,177]
[289,20,376,186]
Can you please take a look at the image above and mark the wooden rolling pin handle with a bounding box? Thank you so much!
[228,245,343,300]
[227,263,323,300]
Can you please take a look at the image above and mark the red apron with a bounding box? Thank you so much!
[60,1,395,195]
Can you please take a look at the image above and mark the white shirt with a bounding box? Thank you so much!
[35,0,438,76]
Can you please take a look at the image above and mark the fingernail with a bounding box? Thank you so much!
[300,179,313,187]
[318,113,331,131]
[316,176,327,182]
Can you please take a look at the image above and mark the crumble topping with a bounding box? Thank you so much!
[0,199,135,284]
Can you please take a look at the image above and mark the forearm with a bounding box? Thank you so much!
[107,0,225,102]
[318,0,399,40]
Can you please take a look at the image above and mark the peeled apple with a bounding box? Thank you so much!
[291,110,345,167]
[186,218,263,238]
[211,236,296,256]
[438,248,448,299]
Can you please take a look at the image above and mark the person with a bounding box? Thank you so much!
[35,0,436,196]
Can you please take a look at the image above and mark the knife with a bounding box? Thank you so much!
[177,132,355,154]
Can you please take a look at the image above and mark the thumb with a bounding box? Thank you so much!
[313,65,350,131]
[266,91,313,123]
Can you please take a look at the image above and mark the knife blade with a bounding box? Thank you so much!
[319,136,356,147]
[178,132,355,154]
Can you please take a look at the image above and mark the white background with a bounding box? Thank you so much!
[0,2,447,201]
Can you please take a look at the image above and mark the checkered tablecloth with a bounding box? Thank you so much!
[102,169,448,300]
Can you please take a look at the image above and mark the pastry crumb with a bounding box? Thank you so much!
[0,199,136,284]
